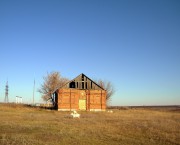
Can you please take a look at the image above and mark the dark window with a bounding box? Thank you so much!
[82,82,84,89]
[77,82,78,88]
[69,82,75,88]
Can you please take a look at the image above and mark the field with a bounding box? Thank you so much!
[0,104,179,145]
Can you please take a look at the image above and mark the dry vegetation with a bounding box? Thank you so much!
[0,104,179,145]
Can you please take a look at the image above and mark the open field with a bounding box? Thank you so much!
[0,104,179,145]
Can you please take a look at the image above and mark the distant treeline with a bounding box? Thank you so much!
[108,105,180,111]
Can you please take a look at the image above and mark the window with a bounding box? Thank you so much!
[69,82,75,88]
[82,82,84,89]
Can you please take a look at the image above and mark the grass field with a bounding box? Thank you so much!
[0,104,179,145]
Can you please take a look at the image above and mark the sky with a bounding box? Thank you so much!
[0,0,180,106]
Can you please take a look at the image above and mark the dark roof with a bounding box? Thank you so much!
[58,73,104,90]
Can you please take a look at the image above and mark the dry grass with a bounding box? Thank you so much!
[0,104,179,145]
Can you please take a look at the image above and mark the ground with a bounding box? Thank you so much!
[0,104,179,145]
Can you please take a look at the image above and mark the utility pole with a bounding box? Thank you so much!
[4,80,9,103]
[33,79,35,105]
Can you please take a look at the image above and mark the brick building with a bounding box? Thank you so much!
[54,73,106,111]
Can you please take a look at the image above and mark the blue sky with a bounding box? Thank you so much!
[0,0,180,105]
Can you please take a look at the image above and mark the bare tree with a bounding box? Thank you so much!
[97,79,115,106]
[38,71,69,103]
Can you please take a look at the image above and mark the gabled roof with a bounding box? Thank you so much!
[59,73,104,90]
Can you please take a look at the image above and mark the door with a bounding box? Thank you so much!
[78,90,86,110]
[79,99,86,110]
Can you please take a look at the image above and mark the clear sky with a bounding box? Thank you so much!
[0,0,180,106]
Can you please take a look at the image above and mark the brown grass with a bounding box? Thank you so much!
[0,104,179,145]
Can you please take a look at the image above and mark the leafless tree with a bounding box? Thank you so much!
[97,79,115,106]
[38,71,69,104]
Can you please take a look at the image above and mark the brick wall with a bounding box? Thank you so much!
[56,89,106,111]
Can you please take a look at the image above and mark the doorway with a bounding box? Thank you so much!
[79,90,86,110]
[79,99,86,110]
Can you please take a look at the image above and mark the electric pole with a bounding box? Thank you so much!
[4,81,9,103]
[33,79,35,105]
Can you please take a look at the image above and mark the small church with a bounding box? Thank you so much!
[53,73,106,111]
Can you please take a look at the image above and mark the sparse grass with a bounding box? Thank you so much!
[0,104,179,145]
